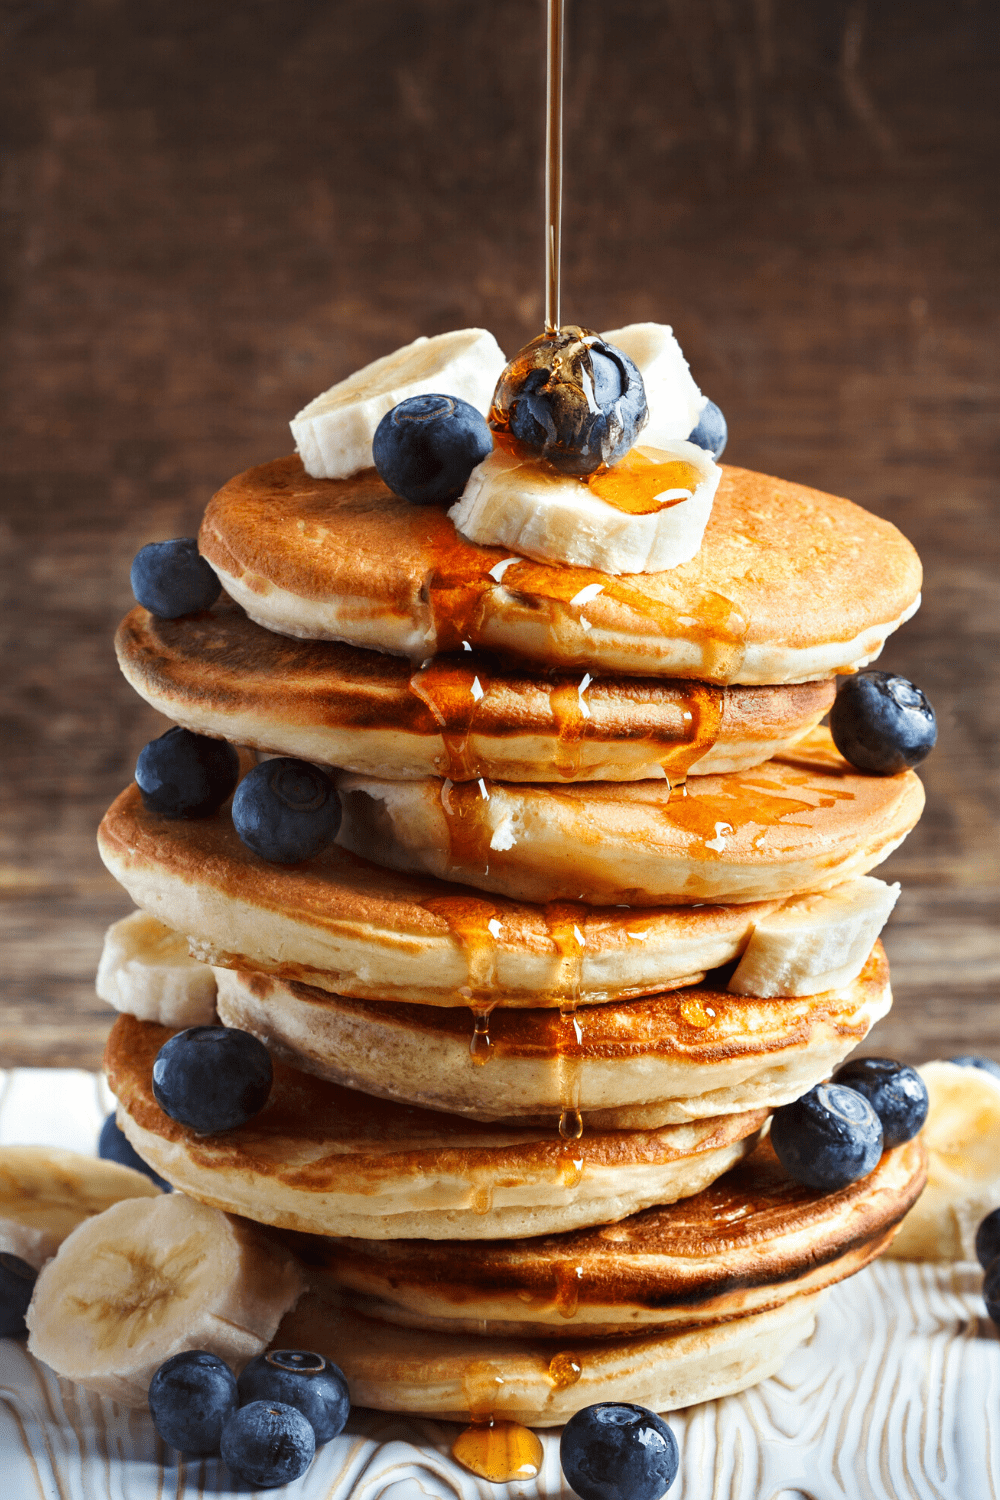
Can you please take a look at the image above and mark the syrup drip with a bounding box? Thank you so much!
[409,653,491,781]
[452,1418,544,1483]
[437,777,494,881]
[471,1184,493,1215]
[553,1262,584,1319]
[470,1004,495,1066]
[679,995,717,1030]
[588,450,704,515]
[544,0,564,332]
[548,1350,583,1388]
[420,894,501,1008]
[548,673,592,778]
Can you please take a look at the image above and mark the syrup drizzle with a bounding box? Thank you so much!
[544,0,564,332]
[419,893,501,1054]
[588,450,703,515]
[549,1350,583,1389]
[453,1365,544,1484]
[409,652,491,780]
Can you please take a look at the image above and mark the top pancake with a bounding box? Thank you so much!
[199,456,921,685]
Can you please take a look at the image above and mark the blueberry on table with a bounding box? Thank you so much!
[985,1260,1000,1329]
[560,1402,679,1500]
[686,399,728,460]
[976,1208,1000,1272]
[831,1057,929,1148]
[237,1349,350,1444]
[0,1253,38,1337]
[231,757,341,864]
[829,671,937,775]
[220,1400,316,1488]
[770,1083,883,1191]
[949,1055,1000,1081]
[148,1349,238,1454]
[98,1111,171,1191]
[135,726,239,820]
[152,1026,273,1134]
[130,538,221,618]
[373,393,492,505]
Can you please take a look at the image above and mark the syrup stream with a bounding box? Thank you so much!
[544,0,564,332]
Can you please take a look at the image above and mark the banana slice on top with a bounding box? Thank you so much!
[96,909,217,1027]
[0,1145,161,1269]
[600,322,706,445]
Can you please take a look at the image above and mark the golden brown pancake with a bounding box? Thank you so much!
[198,456,921,684]
[116,600,834,782]
[336,728,924,906]
[213,943,892,1127]
[105,1015,766,1240]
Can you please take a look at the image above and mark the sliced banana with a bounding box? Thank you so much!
[26,1193,305,1405]
[728,878,900,997]
[886,1061,1000,1261]
[601,322,706,446]
[0,1145,161,1270]
[96,909,217,1027]
[291,328,507,481]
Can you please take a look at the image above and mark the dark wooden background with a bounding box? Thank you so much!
[2,0,997,1068]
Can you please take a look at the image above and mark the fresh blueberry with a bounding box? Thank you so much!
[220,1400,316,1488]
[135,727,240,820]
[949,1055,1000,1081]
[560,1402,678,1500]
[770,1082,883,1190]
[831,1057,929,1148]
[0,1253,38,1337]
[686,399,728,460]
[985,1260,1000,1329]
[373,394,492,505]
[829,671,936,775]
[98,1112,171,1191]
[491,327,648,477]
[975,1208,1000,1272]
[130,538,221,618]
[152,1026,272,1134]
[148,1349,238,1454]
[237,1349,350,1443]
[231,757,340,864]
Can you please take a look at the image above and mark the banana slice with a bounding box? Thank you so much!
[96,909,217,1027]
[291,328,507,480]
[885,1061,1000,1261]
[601,322,706,446]
[728,878,900,997]
[0,1145,161,1270]
[26,1193,305,1405]
[450,438,720,575]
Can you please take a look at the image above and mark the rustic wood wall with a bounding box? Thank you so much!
[2,0,997,1066]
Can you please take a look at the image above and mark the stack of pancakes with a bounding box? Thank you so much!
[100,453,928,1426]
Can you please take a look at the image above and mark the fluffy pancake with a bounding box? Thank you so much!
[198,456,921,684]
[105,1015,766,1240]
[336,728,924,906]
[213,943,891,1127]
[116,600,834,782]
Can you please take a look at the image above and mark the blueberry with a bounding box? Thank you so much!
[949,1055,1000,1081]
[148,1349,238,1454]
[152,1026,272,1134]
[98,1112,171,1191]
[686,399,728,460]
[560,1403,678,1500]
[231,757,340,864]
[975,1208,1000,1272]
[770,1082,883,1191]
[135,726,239,820]
[491,327,648,477]
[829,671,936,776]
[237,1349,349,1444]
[985,1260,1000,1329]
[220,1400,316,1488]
[131,538,221,618]
[831,1057,929,1148]
[0,1253,37,1338]
[373,394,492,505]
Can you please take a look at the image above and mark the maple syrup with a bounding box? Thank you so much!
[420,892,501,1006]
[452,1418,544,1483]
[544,0,564,332]
[588,449,704,515]
[409,653,491,780]
[548,1350,583,1389]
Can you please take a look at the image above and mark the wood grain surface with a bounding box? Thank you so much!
[1,0,997,1068]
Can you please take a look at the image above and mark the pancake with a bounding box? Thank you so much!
[213,942,892,1127]
[198,455,921,685]
[116,600,834,782]
[288,1136,926,1337]
[335,728,924,906]
[105,1015,766,1240]
[99,782,795,1007]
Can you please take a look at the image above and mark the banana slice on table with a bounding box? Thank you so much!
[728,878,900,998]
[0,1145,161,1270]
[26,1193,305,1405]
[96,909,217,1027]
[886,1061,1000,1261]
[291,328,507,481]
[601,322,707,445]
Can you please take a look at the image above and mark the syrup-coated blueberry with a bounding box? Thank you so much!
[829,671,937,775]
[949,1055,1000,1081]
[687,399,728,460]
[220,1400,316,1489]
[237,1349,350,1444]
[152,1026,272,1134]
[975,1208,1000,1272]
[373,394,492,505]
[98,1112,171,1191]
[231,758,341,864]
[135,727,239,820]
[985,1260,1000,1329]
[131,538,221,618]
[770,1082,883,1190]
[560,1403,679,1500]
[148,1349,238,1454]
[831,1057,929,1148]
[0,1253,37,1337]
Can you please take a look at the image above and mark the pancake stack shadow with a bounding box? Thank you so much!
[99,453,929,1430]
